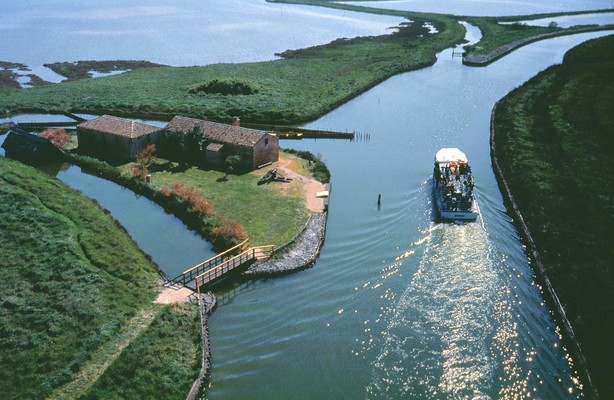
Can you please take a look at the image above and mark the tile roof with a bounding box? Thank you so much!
[77,115,159,138]
[164,116,268,148]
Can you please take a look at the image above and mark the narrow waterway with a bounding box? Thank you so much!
[2,1,612,398]
[0,138,215,278]
[204,31,613,399]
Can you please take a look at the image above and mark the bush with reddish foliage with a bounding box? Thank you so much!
[137,144,157,167]
[40,128,70,149]
[160,186,171,197]
[210,221,247,246]
[132,166,148,180]
[190,197,214,217]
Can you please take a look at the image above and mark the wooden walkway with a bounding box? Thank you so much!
[170,239,274,290]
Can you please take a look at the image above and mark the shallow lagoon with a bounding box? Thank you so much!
[0,0,403,69]
[344,0,613,17]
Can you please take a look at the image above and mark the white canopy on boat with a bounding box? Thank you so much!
[435,148,468,164]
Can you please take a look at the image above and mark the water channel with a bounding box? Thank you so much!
[2,1,613,399]
[203,29,613,399]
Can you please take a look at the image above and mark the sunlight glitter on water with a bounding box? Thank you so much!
[365,218,583,399]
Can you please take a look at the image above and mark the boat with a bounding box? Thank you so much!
[433,148,479,221]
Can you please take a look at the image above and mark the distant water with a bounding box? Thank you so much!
[344,0,614,17]
[0,0,404,74]
[2,1,612,398]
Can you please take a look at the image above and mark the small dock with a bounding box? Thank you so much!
[242,122,354,140]
[169,239,274,290]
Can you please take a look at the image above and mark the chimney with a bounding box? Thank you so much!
[232,116,240,127]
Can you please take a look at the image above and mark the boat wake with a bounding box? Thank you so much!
[367,219,509,399]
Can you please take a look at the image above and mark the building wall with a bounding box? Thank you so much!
[252,134,279,169]
[78,128,158,162]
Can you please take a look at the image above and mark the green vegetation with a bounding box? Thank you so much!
[493,35,614,398]
[0,156,200,399]
[462,10,614,63]
[188,79,260,95]
[1,0,609,121]
[80,304,201,400]
[0,14,464,125]
[44,60,166,81]
[146,150,311,247]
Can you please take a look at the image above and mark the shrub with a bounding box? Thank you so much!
[40,128,70,149]
[187,79,259,95]
[210,220,247,246]
[136,144,157,167]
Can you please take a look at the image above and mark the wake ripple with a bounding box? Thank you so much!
[367,220,500,399]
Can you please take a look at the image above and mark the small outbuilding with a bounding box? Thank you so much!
[162,116,279,171]
[1,127,64,164]
[77,115,160,163]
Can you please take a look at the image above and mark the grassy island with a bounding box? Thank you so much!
[1,1,611,123]
[0,156,201,399]
[492,35,614,398]
[0,11,465,125]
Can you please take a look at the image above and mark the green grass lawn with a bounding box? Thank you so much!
[492,35,614,398]
[144,151,311,247]
[0,157,200,399]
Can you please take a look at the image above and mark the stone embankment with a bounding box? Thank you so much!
[186,291,216,400]
[463,26,611,66]
[186,211,327,398]
[245,211,327,275]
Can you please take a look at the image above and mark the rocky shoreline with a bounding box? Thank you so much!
[189,210,328,398]
[245,211,327,276]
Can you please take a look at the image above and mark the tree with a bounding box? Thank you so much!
[40,128,70,149]
[133,144,157,180]
[136,144,157,167]
[225,154,241,174]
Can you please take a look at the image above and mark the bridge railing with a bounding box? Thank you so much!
[194,245,276,291]
[252,245,275,259]
[195,249,252,289]
[170,239,249,285]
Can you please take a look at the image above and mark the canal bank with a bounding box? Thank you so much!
[489,101,594,397]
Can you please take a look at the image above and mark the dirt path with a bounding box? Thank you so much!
[154,285,194,304]
[277,164,326,212]
[48,306,161,400]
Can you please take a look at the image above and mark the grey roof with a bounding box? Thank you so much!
[164,116,269,149]
[77,115,159,139]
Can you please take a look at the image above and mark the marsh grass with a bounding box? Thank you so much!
[80,304,201,400]
[0,157,202,399]
[0,14,464,125]
[493,35,614,397]
[0,157,160,398]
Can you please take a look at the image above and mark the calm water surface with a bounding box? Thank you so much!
[2,1,612,398]
[345,0,613,16]
[0,0,403,73]
[204,30,613,400]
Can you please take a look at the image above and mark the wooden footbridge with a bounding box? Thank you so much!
[170,239,274,291]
